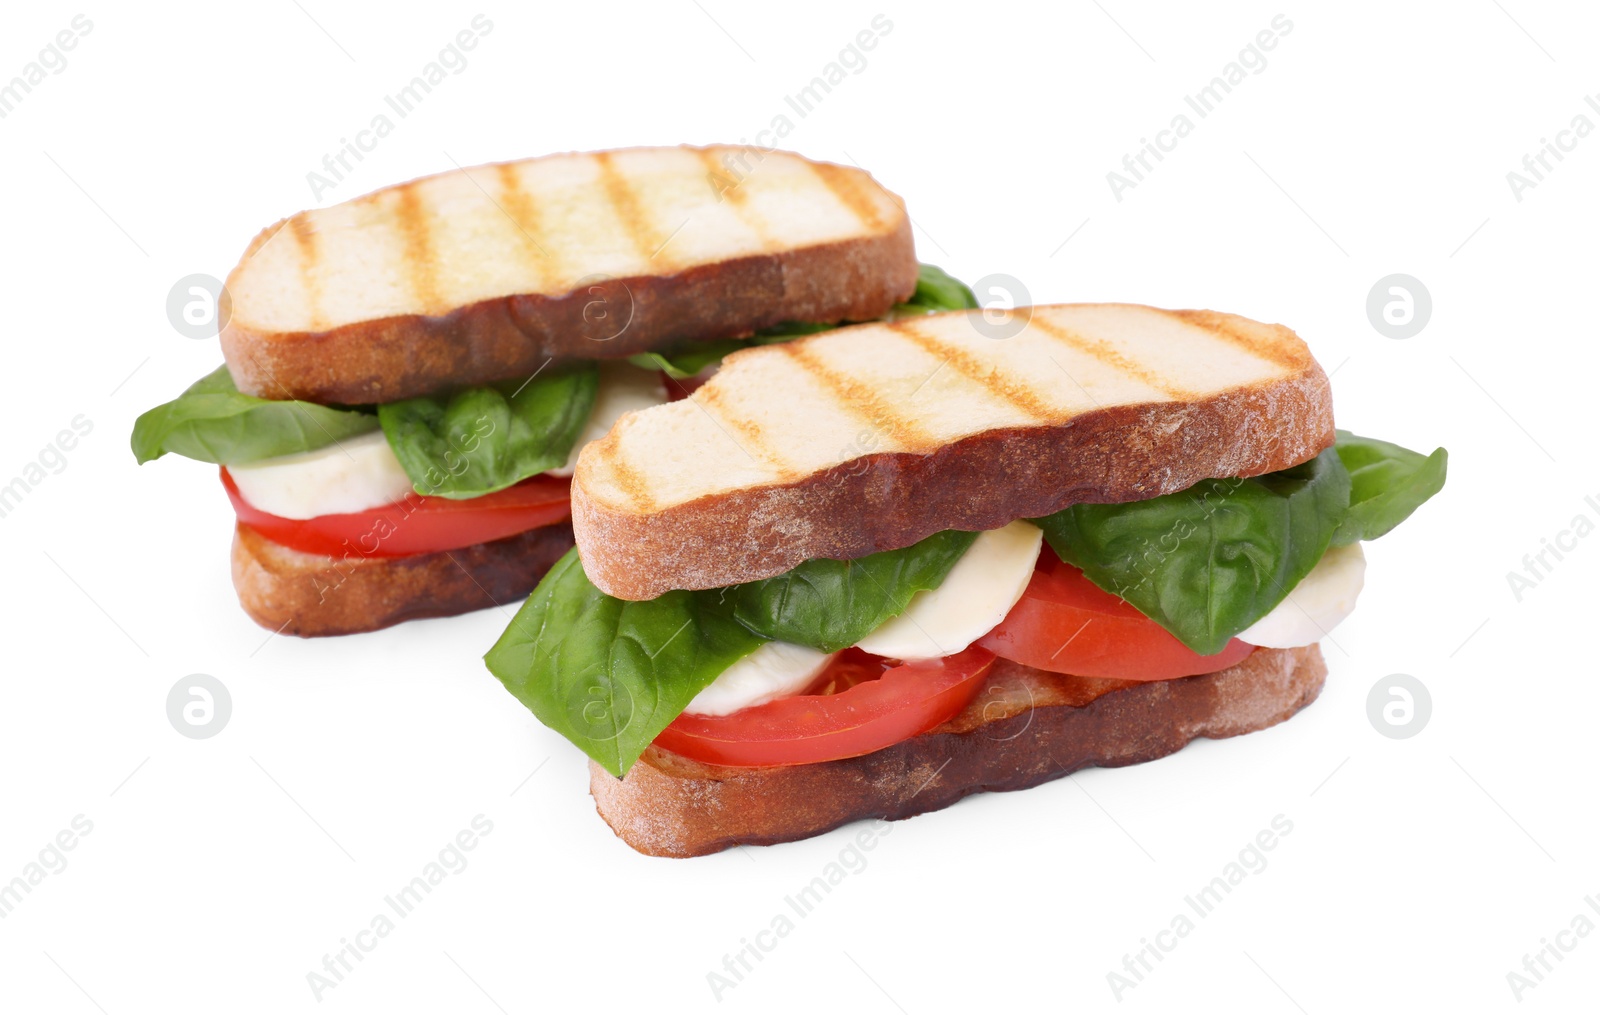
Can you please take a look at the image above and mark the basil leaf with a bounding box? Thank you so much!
[890,263,980,317]
[1035,447,1351,655]
[130,365,379,466]
[378,364,598,499]
[1330,430,1447,546]
[484,549,767,777]
[729,530,979,651]
[626,341,747,380]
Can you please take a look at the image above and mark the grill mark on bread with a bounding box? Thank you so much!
[494,162,557,288]
[780,340,940,452]
[691,382,799,481]
[695,148,773,245]
[287,214,325,331]
[592,432,655,512]
[890,319,1059,421]
[1170,309,1305,370]
[393,185,443,315]
[1028,315,1196,400]
[810,162,884,232]
[594,151,668,265]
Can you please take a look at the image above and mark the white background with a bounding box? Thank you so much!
[1,1,1596,1012]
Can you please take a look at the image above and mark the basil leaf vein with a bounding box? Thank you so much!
[378,363,598,499]
[730,530,978,651]
[1034,447,1351,655]
[486,530,978,775]
[130,365,379,466]
[1330,429,1448,546]
[485,550,767,778]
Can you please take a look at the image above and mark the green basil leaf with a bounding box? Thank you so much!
[626,340,748,379]
[378,364,598,499]
[1034,447,1351,655]
[729,530,979,651]
[890,263,981,318]
[484,549,767,777]
[1330,430,1447,546]
[130,365,379,466]
[750,320,838,341]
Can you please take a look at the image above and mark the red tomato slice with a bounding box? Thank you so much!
[977,546,1252,681]
[655,646,996,768]
[221,469,570,558]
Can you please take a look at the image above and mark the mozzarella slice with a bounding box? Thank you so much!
[854,520,1043,661]
[228,430,414,520]
[682,642,838,717]
[1238,542,1367,648]
[546,364,670,477]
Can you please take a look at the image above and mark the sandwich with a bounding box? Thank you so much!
[484,303,1447,856]
[129,145,976,636]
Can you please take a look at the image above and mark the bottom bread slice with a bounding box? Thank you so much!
[589,644,1326,857]
[230,522,574,637]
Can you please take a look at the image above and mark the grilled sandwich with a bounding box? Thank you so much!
[131,145,963,636]
[485,303,1447,856]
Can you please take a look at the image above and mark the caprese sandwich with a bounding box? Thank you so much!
[130,145,974,635]
[485,302,1446,856]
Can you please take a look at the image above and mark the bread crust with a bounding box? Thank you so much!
[220,218,917,405]
[575,358,1335,599]
[588,645,1326,857]
[230,522,573,637]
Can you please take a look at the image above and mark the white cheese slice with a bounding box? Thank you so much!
[682,642,838,717]
[1238,542,1367,648]
[854,520,1043,661]
[228,429,414,520]
[546,364,670,477]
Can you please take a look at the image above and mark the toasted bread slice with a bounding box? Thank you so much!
[573,304,1335,599]
[231,522,573,637]
[221,146,916,404]
[590,645,1325,857]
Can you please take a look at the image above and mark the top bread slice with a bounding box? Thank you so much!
[220,146,917,404]
[572,304,1335,600]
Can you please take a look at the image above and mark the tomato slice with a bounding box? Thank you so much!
[655,646,996,768]
[977,546,1252,681]
[221,469,571,558]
